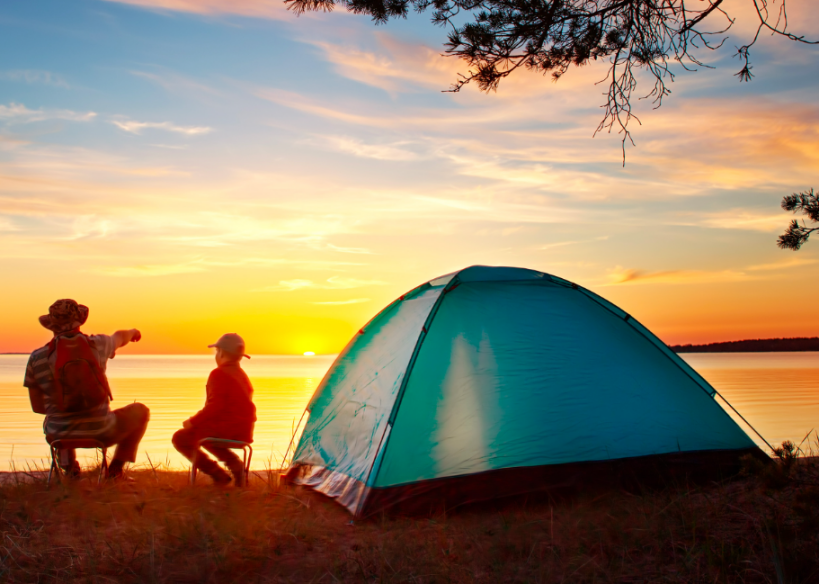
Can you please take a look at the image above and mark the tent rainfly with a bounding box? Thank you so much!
[285,266,765,516]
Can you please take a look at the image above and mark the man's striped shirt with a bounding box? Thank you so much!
[24,334,117,439]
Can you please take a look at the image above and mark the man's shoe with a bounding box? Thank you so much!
[60,461,81,479]
[106,459,126,480]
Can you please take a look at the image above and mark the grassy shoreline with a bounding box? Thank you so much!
[1,455,817,583]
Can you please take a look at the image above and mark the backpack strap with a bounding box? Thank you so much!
[84,335,113,402]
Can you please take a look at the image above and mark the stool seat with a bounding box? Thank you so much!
[48,438,108,486]
[189,438,253,486]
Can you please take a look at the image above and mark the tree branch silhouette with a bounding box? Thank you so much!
[287,0,817,155]
[778,188,819,251]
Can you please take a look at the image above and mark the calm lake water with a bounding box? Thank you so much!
[1,352,817,471]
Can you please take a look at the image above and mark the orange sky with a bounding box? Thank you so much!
[1,0,818,355]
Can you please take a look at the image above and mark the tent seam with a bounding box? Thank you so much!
[291,282,435,468]
[361,275,462,506]
[566,283,773,453]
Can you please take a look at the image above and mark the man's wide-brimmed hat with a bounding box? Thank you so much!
[208,333,250,359]
[39,299,89,334]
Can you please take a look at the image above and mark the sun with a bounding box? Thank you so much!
[303,351,316,357]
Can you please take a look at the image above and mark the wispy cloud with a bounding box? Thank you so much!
[540,236,609,250]
[312,298,371,305]
[0,135,29,151]
[100,0,289,19]
[325,243,373,254]
[685,209,792,233]
[0,102,96,123]
[0,144,189,181]
[635,99,819,187]
[602,256,816,287]
[604,266,748,286]
[0,70,69,88]
[254,276,387,292]
[92,261,206,277]
[255,86,544,133]
[112,120,212,135]
[439,149,613,192]
[205,258,367,269]
[130,70,221,97]
[256,88,384,128]
[0,216,21,233]
[68,216,113,240]
[326,276,387,289]
[261,279,314,292]
[303,32,600,98]
[255,54,819,197]
[306,35,464,94]
[315,135,419,161]
[746,257,818,272]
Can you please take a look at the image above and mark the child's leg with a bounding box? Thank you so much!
[172,428,230,483]
[203,444,241,466]
[171,427,200,462]
[204,445,246,486]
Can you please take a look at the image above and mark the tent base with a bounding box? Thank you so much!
[287,447,768,518]
[285,463,369,515]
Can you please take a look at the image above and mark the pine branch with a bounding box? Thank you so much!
[286,0,818,157]
[778,189,819,250]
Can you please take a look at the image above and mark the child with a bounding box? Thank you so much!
[172,333,256,485]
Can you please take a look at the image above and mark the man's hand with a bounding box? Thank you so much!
[112,328,142,349]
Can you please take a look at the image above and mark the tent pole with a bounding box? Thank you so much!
[282,409,308,470]
[360,276,460,507]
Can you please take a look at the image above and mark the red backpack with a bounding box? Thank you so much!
[48,334,112,413]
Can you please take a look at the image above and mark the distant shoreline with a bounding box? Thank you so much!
[670,337,819,353]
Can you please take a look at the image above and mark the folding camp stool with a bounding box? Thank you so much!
[47,438,108,486]
[189,438,253,487]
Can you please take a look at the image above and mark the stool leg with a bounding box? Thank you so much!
[98,447,108,485]
[189,452,198,486]
[47,445,58,488]
[245,445,253,487]
[240,448,247,487]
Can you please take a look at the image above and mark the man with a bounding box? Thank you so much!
[24,299,150,479]
[172,333,256,486]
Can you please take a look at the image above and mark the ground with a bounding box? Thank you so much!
[0,454,817,583]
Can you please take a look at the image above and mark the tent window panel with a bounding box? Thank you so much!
[293,285,444,483]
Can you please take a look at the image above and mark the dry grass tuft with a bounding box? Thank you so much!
[1,449,818,583]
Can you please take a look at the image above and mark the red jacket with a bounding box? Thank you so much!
[188,363,256,443]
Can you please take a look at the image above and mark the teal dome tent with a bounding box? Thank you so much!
[286,266,764,516]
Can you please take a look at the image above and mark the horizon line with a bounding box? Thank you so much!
[0,352,341,357]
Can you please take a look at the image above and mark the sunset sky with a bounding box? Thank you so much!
[1,0,818,355]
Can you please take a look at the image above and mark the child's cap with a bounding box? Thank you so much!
[208,333,250,359]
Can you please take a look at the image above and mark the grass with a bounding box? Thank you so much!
[0,448,817,583]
